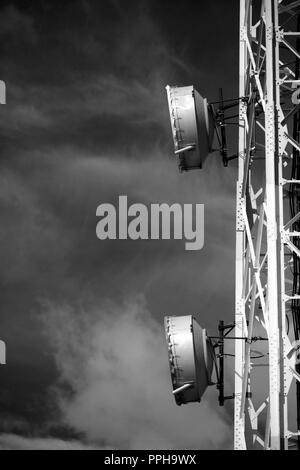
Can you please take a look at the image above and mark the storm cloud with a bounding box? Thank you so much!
[0,0,238,449]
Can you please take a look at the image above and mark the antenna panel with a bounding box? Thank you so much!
[164,315,214,405]
[166,85,213,171]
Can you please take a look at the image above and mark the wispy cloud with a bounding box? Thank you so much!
[40,295,232,450]
[0,0,237,450]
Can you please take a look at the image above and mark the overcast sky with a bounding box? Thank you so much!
[0,0,239,450]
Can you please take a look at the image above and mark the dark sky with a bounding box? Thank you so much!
[0,0,239,450]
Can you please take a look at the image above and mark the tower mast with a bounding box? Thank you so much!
[235,0,300,450]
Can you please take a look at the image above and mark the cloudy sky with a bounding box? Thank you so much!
[0,0,239,450]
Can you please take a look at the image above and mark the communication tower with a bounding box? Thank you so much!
[164,0,300,450]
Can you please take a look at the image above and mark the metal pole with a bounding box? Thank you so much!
[234,0,247,450]
[218,321,225,406]
[264,0,281,450]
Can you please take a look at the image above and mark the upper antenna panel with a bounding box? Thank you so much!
[166,85,213,171]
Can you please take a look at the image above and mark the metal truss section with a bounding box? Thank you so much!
[235,0,300,450]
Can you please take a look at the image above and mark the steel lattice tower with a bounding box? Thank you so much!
[235,0,300,450]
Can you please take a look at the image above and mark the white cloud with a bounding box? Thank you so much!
[41,295,232,450]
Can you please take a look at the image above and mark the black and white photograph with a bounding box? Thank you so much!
[0,0,300,453]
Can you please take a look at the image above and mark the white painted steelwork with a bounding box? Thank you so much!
[235,0,300,450]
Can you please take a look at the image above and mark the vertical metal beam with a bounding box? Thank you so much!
[264,0,281,450]
[274,0,287,450]
[234,0,247,450]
